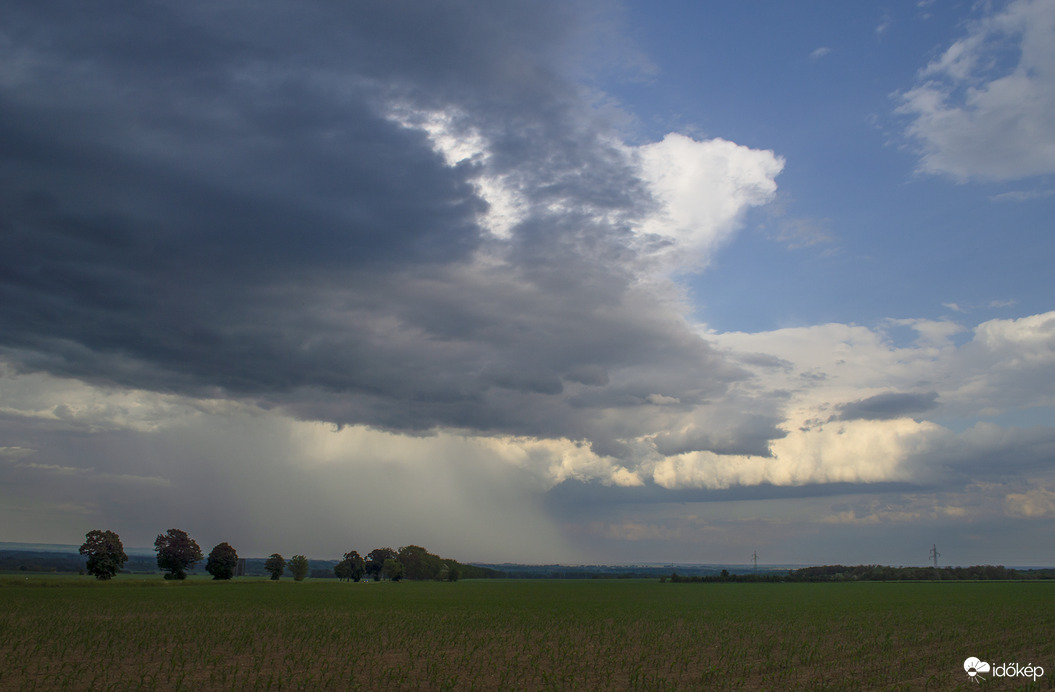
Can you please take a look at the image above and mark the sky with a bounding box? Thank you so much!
[1,0,1054,567]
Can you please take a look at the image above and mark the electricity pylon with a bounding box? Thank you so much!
[929,544,940,568]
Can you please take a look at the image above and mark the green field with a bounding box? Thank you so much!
[1,576,1052,691]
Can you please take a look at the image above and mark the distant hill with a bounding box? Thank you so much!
[0,547,162,574]
[0,541,155,556]
[0,542,85,553]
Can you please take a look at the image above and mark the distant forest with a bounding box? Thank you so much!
[666,564,1055,582]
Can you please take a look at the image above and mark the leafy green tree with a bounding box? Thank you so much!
[366,547,397,581]
[79,529,128,580]
[445,561,461,582]
[334,550,366,582]
[382,557,404,582]
[264,553,285,580]
[205,542,238,580]
[347,551,366,581]
[288,554,309,582]
[154,528,203,580]
[397,545,443,580]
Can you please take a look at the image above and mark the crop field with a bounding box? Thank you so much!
[1,576,1052,691]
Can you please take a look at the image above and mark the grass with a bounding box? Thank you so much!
[1,576,1052,690]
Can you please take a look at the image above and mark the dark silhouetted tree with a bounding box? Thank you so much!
[288,554,309,582]
[335,551,366,582]
[398,545,442,580]
[154,528,203,580]
[79,529,128,580]
[205,542,238,580]
[366,547,397,581]
[382,557,404,582]
[265,553,285,580]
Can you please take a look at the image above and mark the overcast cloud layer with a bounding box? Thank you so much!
[1,0,1053,565]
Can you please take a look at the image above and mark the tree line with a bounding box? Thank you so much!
[77,529,493,581]
[664,564,1055,583]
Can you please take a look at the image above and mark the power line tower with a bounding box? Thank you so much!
[929,544,940,568]
[752,550,758,572]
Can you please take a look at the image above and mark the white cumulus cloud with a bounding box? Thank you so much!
[635,133,784,268]
[897,0,1055,181]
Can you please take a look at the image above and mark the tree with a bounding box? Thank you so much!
[265,553,286,580]
[347,551,366,581]
[382,557,404,582]
[205,542,239,580]
[335,551,366,582]
[366,547,397,581]
[154,528,203,580]
[288,554,309,582]
[79,529,128,580]
[397,545,442,580]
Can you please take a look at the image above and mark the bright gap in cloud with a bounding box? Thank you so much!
[385,104,528,239]
[390,105,785,270]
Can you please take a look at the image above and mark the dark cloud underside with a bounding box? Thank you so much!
[836,391,939,421]
[0,0,783,457]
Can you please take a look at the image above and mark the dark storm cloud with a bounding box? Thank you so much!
[835,391,940,421]
[0,0,779,456]
[2,0,485,381]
